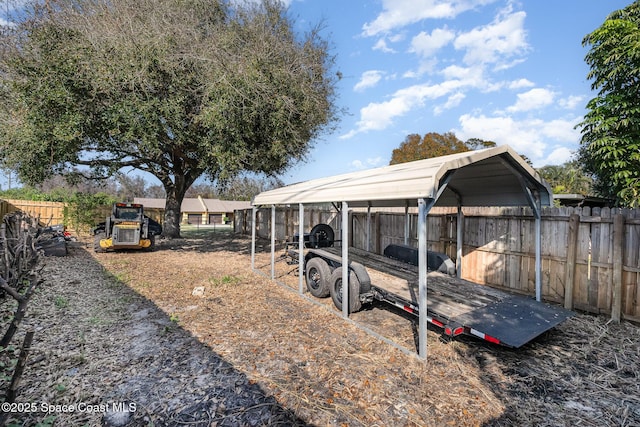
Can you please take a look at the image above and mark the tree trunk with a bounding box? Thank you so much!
[162,171,197,238]
[163,194,182,238]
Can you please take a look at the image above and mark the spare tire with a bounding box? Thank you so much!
[308,224,334,248]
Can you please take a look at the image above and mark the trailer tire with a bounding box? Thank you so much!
[329,267,362,313]
[94,232,107,253]
[305,257,331,298]
[309,224,334,248]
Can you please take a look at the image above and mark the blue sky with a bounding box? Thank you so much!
[279,0,633,185]
[0,0,633,190]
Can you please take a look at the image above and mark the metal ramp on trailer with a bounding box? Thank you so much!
[299,246,573,348]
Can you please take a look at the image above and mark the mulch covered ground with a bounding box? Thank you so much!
[5,229,640,426]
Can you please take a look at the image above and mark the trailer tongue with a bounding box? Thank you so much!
[288,243,573,348]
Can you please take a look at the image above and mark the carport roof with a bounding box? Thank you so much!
[252,145,552,208]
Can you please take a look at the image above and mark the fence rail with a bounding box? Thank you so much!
[236,206,640,322]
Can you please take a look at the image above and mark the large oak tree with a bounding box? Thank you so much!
[0,0,340,236]
[579,1,640,206]
[389,132,496,165]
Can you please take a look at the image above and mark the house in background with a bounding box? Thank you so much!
[133,197,251,225]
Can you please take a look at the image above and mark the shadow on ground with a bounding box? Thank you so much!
[14,242,311,427]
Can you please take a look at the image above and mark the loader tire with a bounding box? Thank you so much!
[94,232,107,253]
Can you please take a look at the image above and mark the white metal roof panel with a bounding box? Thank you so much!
[252,145,552,208]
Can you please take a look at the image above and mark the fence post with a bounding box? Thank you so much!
[564,213,580,310]
[611,213,625,323]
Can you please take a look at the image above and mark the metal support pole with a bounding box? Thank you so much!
[534,197,542,302]
[271,205,276,280]
[251,206,257,269]
[404,203,410,245]
[366,204,371,252]
[456,205,464,279]
[298,203,304,294]
[342,201,349,318]
[418,198,428,359]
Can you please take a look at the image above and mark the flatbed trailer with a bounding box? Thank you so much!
[287,244,573,348]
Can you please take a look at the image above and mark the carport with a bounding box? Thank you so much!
[251,145,553,359]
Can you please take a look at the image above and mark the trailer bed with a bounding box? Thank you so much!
[298,246,573,348]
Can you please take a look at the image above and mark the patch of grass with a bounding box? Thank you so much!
[208,274,240,287]
[88,316,102,325]
[54,296,69,309]
[181,224,233,238]
[115,272,130,282]
[33,416,57,427]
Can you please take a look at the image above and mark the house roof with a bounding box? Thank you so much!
[252,145,552,208]
[133,197,251,212]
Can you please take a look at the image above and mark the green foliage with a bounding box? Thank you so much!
[0,187,68,202]
[538,161,593,195]
[390,132,496,165]
[63,191,116,233]
[0,0,340,237]
[0,187,115,232]
[579,1,640,206]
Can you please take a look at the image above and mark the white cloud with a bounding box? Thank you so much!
[434,92,466,115]
[341,79,469,138]
[508,78,535,89]
[351,157,385,170]
[410,27,456,57]
[441,65,485,85]
[372,38,396,53]
[454,7,528,68]
[507,88,556,113]
[541,147,574,165]
[354,70,385,92]
[558,95,585,110]
[542,117,582,141]
[362,0,498,36]
[456,113,581,164]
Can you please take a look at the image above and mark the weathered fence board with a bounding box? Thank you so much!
[3,199,65,225]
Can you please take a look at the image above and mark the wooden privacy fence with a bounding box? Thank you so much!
[237,206,640,323]
[2,199,66,226]
[0,200,165,232]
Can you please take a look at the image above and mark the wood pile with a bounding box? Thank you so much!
[0,212,44,425]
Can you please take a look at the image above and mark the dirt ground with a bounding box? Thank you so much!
[5,229,640,426]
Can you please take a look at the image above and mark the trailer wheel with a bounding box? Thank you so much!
[305,257,331,298]
[93,232,107,253]
[309,224,334,248]
[329,267,362,313]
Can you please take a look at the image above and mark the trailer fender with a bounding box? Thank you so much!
[349,263,371,294]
